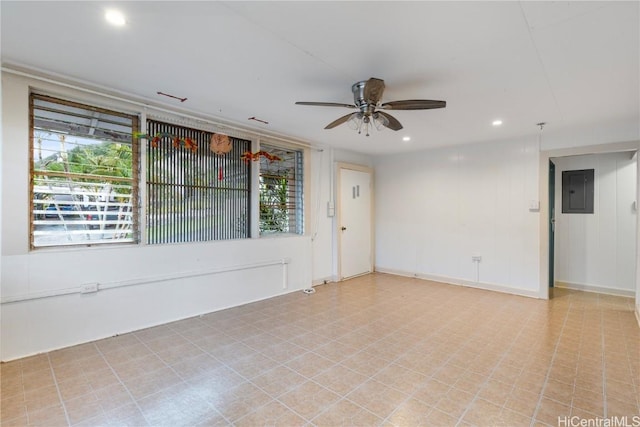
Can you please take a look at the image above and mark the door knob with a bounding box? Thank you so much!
[341,226,347,231]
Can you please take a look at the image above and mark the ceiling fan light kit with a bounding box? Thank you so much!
[296,77,446,136]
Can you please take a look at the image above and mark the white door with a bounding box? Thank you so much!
[339,167,372,279]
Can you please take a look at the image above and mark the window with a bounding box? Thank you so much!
[30,94,138,248]
[146,120,251,244]
[562,169,594,214]
[259,143,303,235]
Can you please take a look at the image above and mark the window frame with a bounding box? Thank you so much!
[29,93,140,249]
[145,119,252,244]
[257,141,305,236]
[26,91,310,250]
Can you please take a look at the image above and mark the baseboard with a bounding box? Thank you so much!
[374,267,540,299]
[312,276,334,286]
[554,281,635,298]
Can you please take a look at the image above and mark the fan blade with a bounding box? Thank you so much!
[380,99,446,110]
[375,111,403,131]
[363,78,385,104]
[295,101,356,108]
[325,112,357,129]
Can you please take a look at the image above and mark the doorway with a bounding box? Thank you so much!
[337,164,373,280]
[540,141,639,301]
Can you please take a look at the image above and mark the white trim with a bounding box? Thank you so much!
[554,281,635,298]
[312,277,334,286]
[375,267,541,299]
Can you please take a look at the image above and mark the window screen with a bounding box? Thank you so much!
[259,144,303,235]
[31,94,138,248]
[146,120,251,244]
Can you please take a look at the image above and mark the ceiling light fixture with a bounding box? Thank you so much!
[492,119,503,126]
[105,9,126,26]
[402,136,411,142]
[347,112,389,137]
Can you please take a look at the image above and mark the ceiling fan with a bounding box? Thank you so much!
[296,77,446,136]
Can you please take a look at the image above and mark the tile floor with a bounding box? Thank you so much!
[1,273,639,426]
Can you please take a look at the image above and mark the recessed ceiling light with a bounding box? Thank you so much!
[492,119,503,127]
[402,136,411,142]
[105,9,126,26]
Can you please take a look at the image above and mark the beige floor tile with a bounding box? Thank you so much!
[251,365,307,398]
[278,380,341,421]
[534,397,571,426]
[259,341,308,364]
[169,353,226,381]
[424,407,459,426]
[312,341,361,364]
[312,398,383,426]
[155,341,206,365]
[25,403,68,426]
[410,378,451,407]
[434,387,475,420]
[22,370,55,393]
[281,354,332,381]
[504,387,541,418]
[607,396,640,416]
[339,350,392,378]
[0,395,27,423]
[122,366,183,400]
[542,378,575,405]
[477,378,513,406]
[207,381,272,422]
[383,397,433,426]
[0,415,29,427]
[24,384,62,413]
[138,387,214,427]
[373,363,429,396]
[19,355,50,375]
[226,352,280,380]
[346,379,409,420]
[234,400,306,427]
[312,364,368,397]
[460,398,503,426]
[1,274,638,427]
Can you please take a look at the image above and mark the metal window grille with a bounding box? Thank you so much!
[259,144,303,235]
[146,120,251,244]
[30,94,138,248]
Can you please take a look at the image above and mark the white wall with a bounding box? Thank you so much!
[0,72,323,361]
[636,152,640,324]
[309,147,372,284]
[374,137,541,296]
[552,153,637,295]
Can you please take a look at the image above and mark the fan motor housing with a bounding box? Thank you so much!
[352,81,377,116]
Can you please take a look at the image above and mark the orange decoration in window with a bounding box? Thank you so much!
[210,133,233,155]
[240,150,282,163]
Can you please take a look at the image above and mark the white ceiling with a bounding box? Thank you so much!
[1,1,638,155]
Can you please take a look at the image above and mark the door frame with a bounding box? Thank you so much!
[549,160,555,288]
[538,140,640,300]
[336,162,374,281]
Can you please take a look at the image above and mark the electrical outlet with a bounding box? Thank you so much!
[472,256,482,262]
[80,283,99,294]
